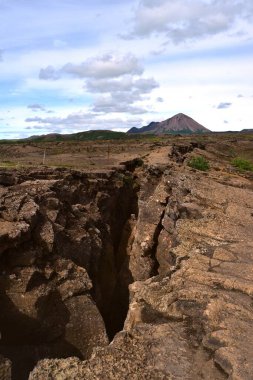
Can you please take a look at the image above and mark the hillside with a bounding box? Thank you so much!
[25,130,127,142]
[128,113,210,135]
[241,129,253,133]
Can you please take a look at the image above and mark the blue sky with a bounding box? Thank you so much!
[0,0,253,138]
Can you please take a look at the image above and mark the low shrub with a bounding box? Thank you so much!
[188,156,210,171]
[231,157,253,171]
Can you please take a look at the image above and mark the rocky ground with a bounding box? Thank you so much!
[0,136,253,379]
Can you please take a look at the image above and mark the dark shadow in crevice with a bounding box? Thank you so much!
[92,179,139,341]
[0,290,82,380]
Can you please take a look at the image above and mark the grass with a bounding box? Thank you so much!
[231,157,253,172]
[188,156,210,171]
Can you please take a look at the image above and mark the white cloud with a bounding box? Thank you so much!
[217,102,232,109]
[86,75,158,113]
[85,76,158,94]
[40,54,143,80]
[25,113,99,126]
[127,0,253,43]
[92,95,148,114]
[37,53,159,116]
[63,54,143,79]
[24,111,143,133]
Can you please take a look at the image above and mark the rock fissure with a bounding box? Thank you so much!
[0,136,253,380]
[145,208,167,277]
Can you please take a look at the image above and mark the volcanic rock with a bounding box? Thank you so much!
[0,136,253,380]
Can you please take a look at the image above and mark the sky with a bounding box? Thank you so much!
[0,0,253,139]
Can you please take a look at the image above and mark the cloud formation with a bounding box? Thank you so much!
[127,0,253,43]
[39,66,61,80]
[63,54,143,79]
[39,53,159,115]
[85,76,157,94]
[92,95,148,114]
[25,112,142,132]
[39,54,143,81]
[27,104,45,111]
[86,76,158,113]
[217,102,232,109]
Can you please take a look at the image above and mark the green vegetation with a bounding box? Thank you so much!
[0,139,21,145]
[188,156,210,171]
[0,160,17,168]
[231,157,253,171]
[28,130,127,142]
[0,131,159,144]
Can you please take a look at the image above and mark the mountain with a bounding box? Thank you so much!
[128,113,210,135]
[241,129,253,133]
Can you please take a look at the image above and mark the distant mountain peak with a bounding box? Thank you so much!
[128,113,210,135]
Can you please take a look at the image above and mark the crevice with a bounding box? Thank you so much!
[88,173,140,341]
[0,165,203,378]
[147,208,166,277]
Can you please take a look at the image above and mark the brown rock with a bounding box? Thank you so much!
[0,138,253,380]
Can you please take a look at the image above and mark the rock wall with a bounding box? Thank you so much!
[0,167,139,379]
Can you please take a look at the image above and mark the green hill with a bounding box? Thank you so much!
[25,130,127,142]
